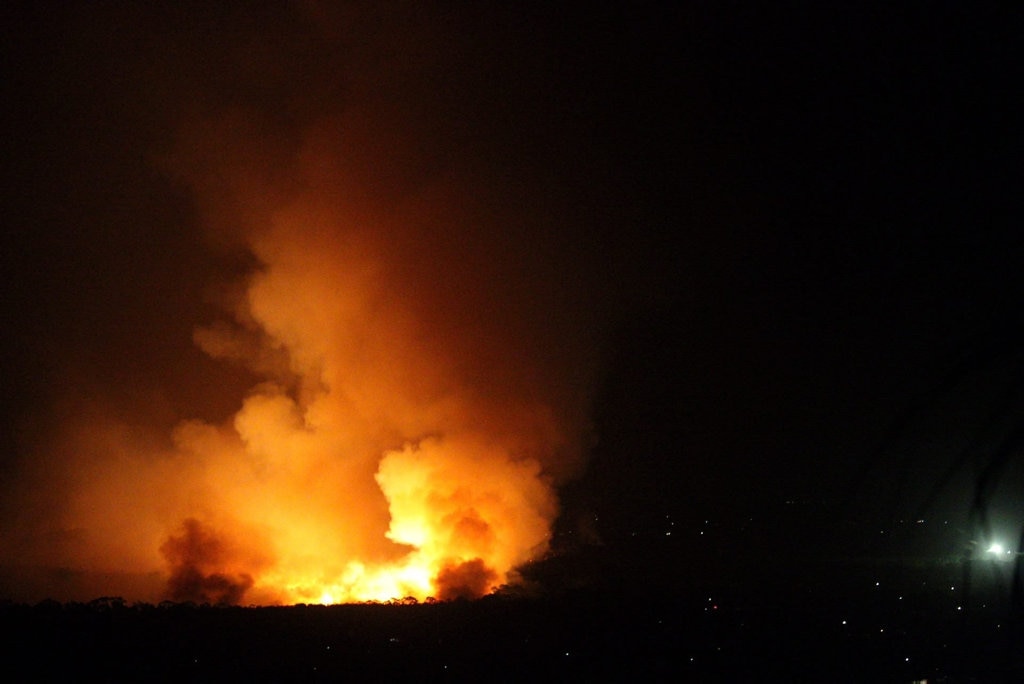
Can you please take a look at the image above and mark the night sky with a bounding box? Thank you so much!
[1,2,1022,604]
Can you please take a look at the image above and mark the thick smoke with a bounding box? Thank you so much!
[0,4,610,604]
[435,559,499,601]
[161,518,258,605]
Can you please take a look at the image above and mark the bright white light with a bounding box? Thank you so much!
[987,543,1005,555]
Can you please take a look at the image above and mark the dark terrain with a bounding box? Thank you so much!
[4,525,1021,683]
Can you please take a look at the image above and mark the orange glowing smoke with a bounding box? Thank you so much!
[1,180,581,605]
[0,134,595,605]
[0,7,603,605]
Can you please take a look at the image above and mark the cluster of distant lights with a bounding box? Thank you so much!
[302,575,1011,680]
[828,574,1010,676]
[683,581,1001,674]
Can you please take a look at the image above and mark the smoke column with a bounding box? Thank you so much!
[0,4,611,604]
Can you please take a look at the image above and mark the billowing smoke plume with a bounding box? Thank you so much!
[0,4,611,604]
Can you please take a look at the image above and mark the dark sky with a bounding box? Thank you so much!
[1,2,1023,598]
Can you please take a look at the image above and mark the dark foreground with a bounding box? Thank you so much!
[2,552,1022,683]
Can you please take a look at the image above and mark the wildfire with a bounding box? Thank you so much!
[1,31,595,605]
[142,191,567,605]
